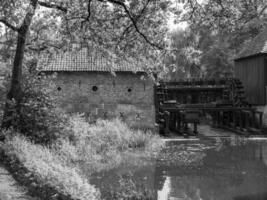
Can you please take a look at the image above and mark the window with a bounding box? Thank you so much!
[127,88,132,93]
[92,86,98,92]
[57,86,62,91]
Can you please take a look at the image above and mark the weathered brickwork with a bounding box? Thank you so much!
[54,71,155,129]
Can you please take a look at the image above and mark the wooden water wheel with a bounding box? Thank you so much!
[224,78,249,107]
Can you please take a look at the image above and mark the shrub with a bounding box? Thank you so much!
[66,115,162,152]
[2,69,67,144]
[3,134,100,200]
[1,117,163,200]
[59,115,163,171]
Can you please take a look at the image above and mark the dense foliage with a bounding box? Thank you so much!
[1,68,66,144]
[1,117,163,200]
[164,0,267,80]
[2,134,101,200]
[0,0,178,129]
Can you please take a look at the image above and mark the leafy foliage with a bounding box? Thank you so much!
[0,0,179,129]
[164,0,267,79]
[0,0,175,60]
[1,117,163,199]
[3,134,101,200]
[58,115,163,172]
[164,28,202,80]
[3,68,66,144]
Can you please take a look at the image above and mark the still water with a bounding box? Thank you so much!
[90,136,267,200]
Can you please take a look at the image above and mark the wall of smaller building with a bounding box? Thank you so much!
[53,71,155,130]
[235,55,265,105]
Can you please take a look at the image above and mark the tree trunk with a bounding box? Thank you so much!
[1,32,26,129]
[1,0,38,130]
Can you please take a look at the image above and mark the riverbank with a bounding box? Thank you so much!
[0,164,35,200]
[0,117,163,200]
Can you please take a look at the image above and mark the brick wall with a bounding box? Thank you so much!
[54,71,155,129]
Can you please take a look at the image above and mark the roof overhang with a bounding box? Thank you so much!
[234,52,267,62]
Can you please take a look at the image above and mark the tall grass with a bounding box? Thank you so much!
[3,135,100,200]
[56,115,163,172]
[2,115,163,199]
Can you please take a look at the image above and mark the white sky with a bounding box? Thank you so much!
[168,0,206,31]
[168,1,188,31]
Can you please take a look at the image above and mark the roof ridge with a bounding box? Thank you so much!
[37,46,145,72]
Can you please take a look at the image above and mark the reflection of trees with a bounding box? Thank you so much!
[154,140,267,200]
[90,139,267,200]
[154,140,217,197]
[157,140,218,168]
[234,192,267,200]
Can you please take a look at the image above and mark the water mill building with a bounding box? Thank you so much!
[235,27,267,105]
[38,46,155,130]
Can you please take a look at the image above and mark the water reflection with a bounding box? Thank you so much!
[157,177,170,200]
[90,137,267,200]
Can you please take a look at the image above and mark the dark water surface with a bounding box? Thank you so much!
[90,136,267,200]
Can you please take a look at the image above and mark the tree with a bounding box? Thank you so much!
[164,28,202,80]
[0,0,175,129]
[174,0,267,78]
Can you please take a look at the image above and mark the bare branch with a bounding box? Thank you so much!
[118,0,151,43]
[101,0,163,50]
[259,4,267,16]
[81,0,93,29]
[238,4,267,25]
[38,1,67,12]
[27,42,62,52]
[0,19,18,32]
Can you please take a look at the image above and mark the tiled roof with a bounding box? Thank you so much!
[236,27,267,60]
[37,47,145,72]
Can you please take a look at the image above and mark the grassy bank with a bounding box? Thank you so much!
[0,116,163,200]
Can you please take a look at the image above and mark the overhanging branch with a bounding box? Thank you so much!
[0,19,18,32]
[102,0,163,50]
[38,1,67,12]
[120,0,151,39]
[81,0,93,29]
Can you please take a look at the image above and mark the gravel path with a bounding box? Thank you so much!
[0,165,35,200]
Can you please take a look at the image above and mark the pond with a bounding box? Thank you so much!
[89,136,267,200]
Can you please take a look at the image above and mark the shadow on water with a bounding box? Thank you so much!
[234,192,267,200]
[88,136,267,200]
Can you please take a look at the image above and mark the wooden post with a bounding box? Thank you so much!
[217,111,220,127]
[259,112,263,130]
[216,111,220,127]
[177,112,181,133]
[173,112,177,132]
[225,111,229,127]
[244,111,249,131]
[252,110,256,128]
[221,111,224,125]
[175,112,179,133]
[239,111,243,131]
[233,111,237,129]
[164,111,170,135]
[193,122,198,135]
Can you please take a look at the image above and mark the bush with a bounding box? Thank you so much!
[2,69,67,144]
[1,117,163,200]
[3,134,100,200]
[58,115,163,172]
[66,115,162,152]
